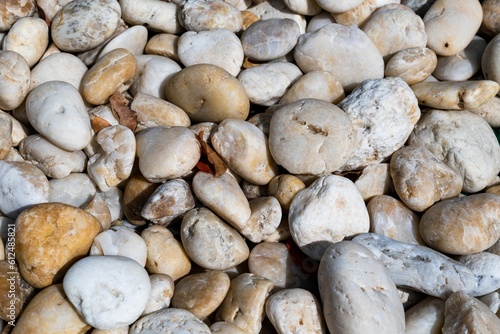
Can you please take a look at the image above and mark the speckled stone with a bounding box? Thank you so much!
[0,0,36,32]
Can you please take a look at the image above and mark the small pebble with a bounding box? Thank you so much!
[130,308,211,334]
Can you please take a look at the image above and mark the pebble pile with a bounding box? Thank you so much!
[0,0,500,333]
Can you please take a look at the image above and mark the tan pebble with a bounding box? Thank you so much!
[478,289,500,317]
[3,17,48,67]
[486,184,500,196]
[239,197,281,243]
[144,33,180,61]
[0,261,35,321]
[143,274,174,315]
[216,273,274,334]
[15,202,101,288]
[481,0,500,36]
[482,33,500,91]
[81,48,137,105]
[268,174,306,211]
[469,95,500,127]
[405,297,445,334]
[120,0,182,34]
[420,193,500,255]
[283,0,321,15]
[385,47,437,85]
[264,218,291,242]
[0,50,30,110]
[179,0,243,32]
[122,174,158,226]
[130,308,211,334]
[36,0,72,22]
[316,0,364,13]
[331,0,378,27]
[11,284,90,334]
[241,10,259,30]
[141,225,191,281]
[367,195,424,245]
[3,110,28,146]
[0,112,12,159]
[241,179,268,200]
[91,328,129,334]
[280,71,345,105]
[172,271,230,319]
[354,163,392,201]
[210,321,247,334]
[83,193,112,231]
[247,113,271,136]
[0,0,36,32]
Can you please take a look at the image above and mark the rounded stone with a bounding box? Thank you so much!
[239,197,282,243]
[51,0,121,52]
[48,173,96,208]
[130,308,211,334]
[0,50,30,110]
[179,0,243,32]
[283,0,321,15]
[306,11,335,32]
[246,0,307,34]
[280,71,345,105]
[120,0,182,34]
[97,25,149,59]
[166,64,249,123]
[0,0,36,32]
[268,99,357,175]
[268,174,306,212]
[210,322,247,334]
[131,92,191,130]
[144,33,179,61]
[143,274,175,315]
[481,0,500,36]
[0,112,12,160]
[131,54,181,100]
[15,202,101,288]
[404,297,445,333]
[482,33,500,89]
[385,47,437,85]
[315,0,364,13]
[63,255,151,329]
[0,261,35,321]
[420,194,500,255]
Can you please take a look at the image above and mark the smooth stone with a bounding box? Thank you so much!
[268,99,357,175]
[225,0,252,10]
[90,226,147,266]
[408,109,500,192]
[433,36,486,81]
[481,0,500,36]
[420,194,500,255]
[367,195,424,245]
[122,174,158,226]
[239,197,282,243]
[306,11,336,32]
[144,33,179,61]
[268,174,306,212]
[87,125,136,192]
[81,48,138,105]
[423,0,483,56]
[241,18,301,61]
[19,134,87,179]
[238,62,302,106]
[0,112,11,159]
[478,290,500,317]
[362,5,427,61]
[210,322,247,334]
[442,291,500,333]
[294,23,384,92]
[0,50,30,110]
[316,0,364,13]
[136,126,200,182]
[266,288,327,334]
[405,297,445,334]
[97,187,123,222]
[216,273,274,334]
[0,0,36,31]
[179,0,243,32]
[178,29,243,77]
[63,256,150,329]
[280,71,345,104]
[141,225,191,281]
[354,163,392,201]
[338,77,420,171]
[192,171,251,230]
[2,17,48,67]
[318,241,405,334]
[131,54,181,100]
[289,175,369,260]
[247,0,307,34]
[131,92,191,130]
[283,0,321,15]
[141,179,195,226]
[241,10,260,31]
[51,0,121,52]
[390,145,463,212]
[83,192,112,230]
[0,261,35,321]
[166,64,249,123]
[457,252,500,296]
[351,233,478,298]
[0,161,49,218]
[385,47,437,85]
[212,119,279,185]
[411,80,500,110]
[15,202,101,288]
[129,308,211,334]
[11,284,90,334]
[3,110,28,146]
[143,274,174,315]
[181,207,249,270]
[482,33,500,90]
[91,328,129,334]
[120,0,182,34]
[26,81,92,151]
[330,0,379,28]
[401,0,437,16]
[98,25,148,59]
[469,95,500,127]
[48,173,97,208]
[171,271,230,319]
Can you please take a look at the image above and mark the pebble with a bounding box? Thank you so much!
[289,175,370,260]
[143,274,174,315]
[405,297,445,334]
[180,207,249,270]
[384,47,437,85]
[267,174,306,211]
[48,172,96,207]
[279,71,345,104]
[120,0,182,34]
[408,109,500,192]
[0,50,30,110]
[131,92,191,129]
[0,261,34,321]
[469,95,500,127]
[294,23,384,91]
[98,25,148,59]
[239,196,282,242]
[63,255,151,329]
[15,202,101,288]
[482,33,500,89]
[210,321,247,334]
[83,192,112,230]
[457,252,500,296]
[424,0,483,56]
[0,113,12,160]
[481,0,500,36]
[131,55,181,100]
[354,163,393,201]
[129,308,211,334]
[179,0,243,32]
[144,33,179,61]
[318,241,405,333]
[247,0,307,34]
[316,0,364,13]
[0,0,36,32]
[122,174,157,226]
[171,270,230,319]
[306,11,335,32]
[266,288,327,333]
[166,64,250,123]
[420,193,500,255]
[51,0,121,53]
[338,77,420,171]
[283,0,321,15]
[0,161,49,218]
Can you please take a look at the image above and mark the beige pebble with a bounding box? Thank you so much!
[405,297,445,334]
[354,163,392,201]
[98,25,148,59]
[481,0,500,36]
[469,95,500,127]
[330,0,378,28]
[97,186,123,222]
[122,174,158,226]
[91,328,129,334]
[179,0,243,32]
[385,47,437,85]
[0,50,30,110]
[482,33,500,91]
[424,0,483,56]
[19,134,87,179]
[268,174,306,212]
[166,64,249,123]
[90,226,147,266]
[83,192,112,230]
[420,193,500,255]
[141,225,191,281]
[0,112,12,160]
[442,291,500,333]
[120,0,182,34]
[36,0,72,22]
[172,270,230,319]
[239,197,282,243]
[210,321,247,334]
[316,0,364,13]
[3,17,48,67]
[3,110,28,146]
[131,54,181,100]
[306,11,335,32]
[216,273,274,334]
[241,179,268,200]
[11,284,90,334]
[181,207,249,270]
[15,202,101,288]
[143,274,175,315]
[131,92,191,130]
[266,288,327,334]
[48,173,96,208]
[0,261,35,321]
[144,33,179,61]
[486,184,500,196]
[368,195,424,245]
[478,289,500,317]
[0,0,36,32]
[130,308,211,334]
[81,48,138,105]
[280,71,345,104]
[136,126,200,182]
[247,0,307,34]
[390,145,463,212]
[264,218,291,242]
